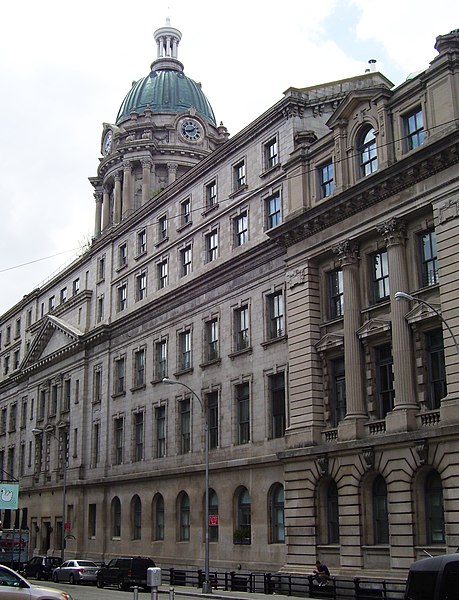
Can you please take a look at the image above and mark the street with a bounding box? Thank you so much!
[34,581,168,600]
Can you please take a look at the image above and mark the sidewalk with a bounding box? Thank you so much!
[158,583,321,600]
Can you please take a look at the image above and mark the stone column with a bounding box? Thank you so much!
[333,240,367,439]
[102,187,111,230]
[141,159,151,206]
[376,218,417,430]
[167,162,178,185]
[114,172,122,224]
[94,192,102,238]
[122,161,132,219]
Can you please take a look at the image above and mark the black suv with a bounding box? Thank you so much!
[23,556,62,580]
[96,556,155,590]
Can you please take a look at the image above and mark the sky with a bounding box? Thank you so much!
[0,0,457,313]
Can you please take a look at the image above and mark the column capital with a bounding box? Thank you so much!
[122,160,132,172]
[141,158,152,169]
[93,191,103,203]
[376,217,406,246]
[167,162,178,174]
[332,239,359,266]
[114,171,122,182]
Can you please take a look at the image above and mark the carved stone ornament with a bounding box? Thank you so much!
[332,239,359,266]
[316,455,329,476]
[415,439,429,465]
[376,217,406,246]
[287,266,308,289]
[438,198,459,224]
[363,447,375,470]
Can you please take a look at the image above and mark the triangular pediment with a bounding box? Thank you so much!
[316,333,344,353]
[22,315,84,370]
[356,318,391,339]
[326,85,392,129]
[404,302,441,324]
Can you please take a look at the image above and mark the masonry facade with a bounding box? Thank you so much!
[0,24,458,578]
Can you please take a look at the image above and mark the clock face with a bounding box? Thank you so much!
[181,119,202,141]
[103,131,112,155]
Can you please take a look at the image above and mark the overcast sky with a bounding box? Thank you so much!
[0,0,457,313]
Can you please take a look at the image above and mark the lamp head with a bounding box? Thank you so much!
[395,291,414,302]
[31,428,43,435]
[162,378,176,385]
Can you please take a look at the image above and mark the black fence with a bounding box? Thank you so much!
[168,568,407,600]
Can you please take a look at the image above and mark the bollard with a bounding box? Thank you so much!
[133,586,139,600]
[169,587,175,600]
[147,567,162,600]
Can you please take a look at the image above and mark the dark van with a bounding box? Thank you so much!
[96,556,155,590]
[405,553,459,600]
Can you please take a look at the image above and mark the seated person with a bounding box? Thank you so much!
[313,560,330,586]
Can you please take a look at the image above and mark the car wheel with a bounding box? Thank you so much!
[69,574,75,585]
[53,573,59,583]
[97,577,105,588]
[117,578,127,591]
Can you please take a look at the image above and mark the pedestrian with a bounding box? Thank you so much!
[312,560,330,586]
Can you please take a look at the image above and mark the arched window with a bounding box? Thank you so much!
[425,471,445,544]
[179,493,190,541]
[111,496,121,538]
[153,493,164,541]
[131,495,141,540]
[209,489,219,542]
[234,487,251,544]
[327,481,339,544]
[372,476,389,544]
[270,484,285,543]
[358,127,378,177]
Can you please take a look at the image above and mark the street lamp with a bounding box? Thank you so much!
[32,427,67,562]
[162,378,211,594]
[394,291,459,356]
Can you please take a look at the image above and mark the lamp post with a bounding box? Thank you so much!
[32,427,67,562]
[162,378,211,594]
[394,291,459,356]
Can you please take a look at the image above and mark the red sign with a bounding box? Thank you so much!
[64,522,72,531]
[209,515,219,526]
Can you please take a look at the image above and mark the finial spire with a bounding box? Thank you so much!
[151,19,183,73]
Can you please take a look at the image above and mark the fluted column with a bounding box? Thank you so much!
[377,219,417,421]
[122,161,132,218]
[114,172,122,224]
[94,192,102,238]
[167,162,178,185]
[142,159,151,205]
[333,241,367,430]
[102,187,111,230]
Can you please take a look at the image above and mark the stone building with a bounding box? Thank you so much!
[0,20,458,578]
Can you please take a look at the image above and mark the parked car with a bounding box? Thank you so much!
[96,556,155,590]
[404,552,459,600]
[0,563,73,600]
[24,556,62,581]
[52,560,99,585]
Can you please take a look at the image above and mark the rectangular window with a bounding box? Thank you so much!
[97,295,104,322]
[94,368,102,403]
[134,348,145,387]
[269,373,285,438]
[156,405,166,458]
[50,384,58,416]
[97,255,105,281]
[371,251,389,302]
[49,296,55,311]
[63,379,71,412]
[158,259,168,289]
[114,417,124,465]
[21,399,27,428]
[180,398,191,454]
[117,284,127,311]
[234,160,246,190]
[114,357,125,395]
[26,309,32,328]
[234,211,248,247]
[375,345,394,419]
[88,504,96,538]
[13,350,20,371]
[158,214,168,240]
[118,243,127,268]
[72,278,80,296]
[60,287,67,303]
[331,357,346,426]
[405,108,425,151]
[15,318,21,339]
[3,355,9,375]
[0,409,6,434]
[92,422,100,466]
[5,326,11,345]
[266,193,281,229]
[319,160,334,198]
[133,412,144,462]
[137,229,147,255]
[38,389,46,420]
[235,305,250,351]
[9,403,17,433]
[180,245,192,276]
[205,318,219,362]
[207,391,219,450]
[155,339,167,381]
[179,330,192,371]
[206,230,218,262]
[136,272,147,301]
[236,382,250,444]
[180,198,191,226]
[206,180,217,209]
[267,291,284,339]
[426,329,447,410]
[328,269,344,319]
[265,138,279,169]
[419,230,438,287]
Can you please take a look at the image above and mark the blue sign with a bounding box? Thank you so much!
[0,484,19,509]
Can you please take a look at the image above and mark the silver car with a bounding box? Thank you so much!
[0,564,73,600]
[51,560,99,585]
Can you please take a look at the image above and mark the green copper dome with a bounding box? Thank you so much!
[116,69,217,126]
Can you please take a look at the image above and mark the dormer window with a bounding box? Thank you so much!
[358,127,378,177]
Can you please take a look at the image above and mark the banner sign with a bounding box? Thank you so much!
[0,484,19,509]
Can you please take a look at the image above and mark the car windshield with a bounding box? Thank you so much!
[77,561,98,567]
